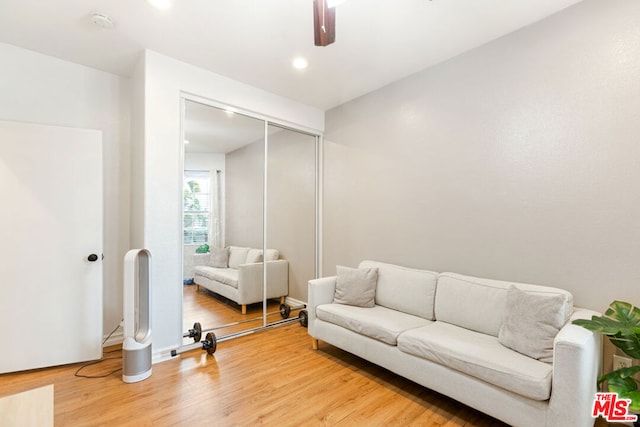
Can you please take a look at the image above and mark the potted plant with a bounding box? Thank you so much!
[573,301,640,424]
[195,243,210,254]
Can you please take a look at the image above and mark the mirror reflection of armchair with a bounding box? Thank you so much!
[193,246,289,314]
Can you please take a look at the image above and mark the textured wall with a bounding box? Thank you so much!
[323,0,640,311]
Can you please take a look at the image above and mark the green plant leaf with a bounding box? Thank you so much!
[195,244,209,254]
[573,301,640,359]
[599,366,640,391]
[623,390,640,412]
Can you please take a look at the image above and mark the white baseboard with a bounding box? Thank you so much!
[152,346,178,364]
[102,330,124,348]
[103,329,174,365]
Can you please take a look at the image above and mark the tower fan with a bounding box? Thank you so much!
[122,249,152,383]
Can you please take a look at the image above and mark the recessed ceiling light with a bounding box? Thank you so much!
[292,57,308,70]
[184,140,190,144]
[91,13,115,29]
[146,0,171,10]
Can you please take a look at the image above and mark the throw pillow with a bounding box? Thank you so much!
[333,265,378,308]
[498,285,571,363]
[208,247,229,268]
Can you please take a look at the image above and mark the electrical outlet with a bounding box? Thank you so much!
[613,355,632,370]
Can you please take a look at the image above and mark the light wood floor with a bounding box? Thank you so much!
[1,289,608,426]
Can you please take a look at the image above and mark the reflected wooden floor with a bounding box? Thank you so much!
[182,284,295,343]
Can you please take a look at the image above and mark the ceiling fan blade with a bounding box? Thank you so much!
[313,0,336,47]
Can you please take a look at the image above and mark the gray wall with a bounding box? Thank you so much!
[226,140,264,249]
[323,0,640,312]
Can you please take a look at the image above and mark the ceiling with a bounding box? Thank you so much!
[185,100,264,154]
[0,0,583,110]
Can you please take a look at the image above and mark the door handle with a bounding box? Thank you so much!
[88,254,98,262]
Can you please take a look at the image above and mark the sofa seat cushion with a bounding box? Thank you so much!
[316,303,431,346]
[194,266,239,289]
[397,321,552,401]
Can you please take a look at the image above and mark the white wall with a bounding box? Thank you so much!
[323,0,640,312]
[133,50,324,359]
[0,42,130,340]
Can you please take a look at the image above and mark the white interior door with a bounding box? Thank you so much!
[0,120,103,374]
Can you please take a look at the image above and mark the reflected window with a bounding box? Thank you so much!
[183,170,210,244]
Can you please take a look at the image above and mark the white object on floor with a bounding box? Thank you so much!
[122,249,152,383]
[0,384,54,427]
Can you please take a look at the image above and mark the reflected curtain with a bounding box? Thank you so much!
[211,169,224,248]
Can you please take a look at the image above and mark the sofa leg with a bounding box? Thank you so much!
[280,296,285,305]
[196,284,199,293]
[312,338,319,350]
[241,305,247,315]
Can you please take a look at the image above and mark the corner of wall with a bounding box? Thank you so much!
[129,52,146,249]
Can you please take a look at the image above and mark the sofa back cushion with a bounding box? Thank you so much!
[359,260,438,320]
[228,246,250,269]
[208,247,229,268]
[264,249,280,261]
[435,272,573,337]
[246,249,263,264]
[228,247,280,269]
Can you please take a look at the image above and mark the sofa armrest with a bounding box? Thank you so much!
[193,253,210,266]
[236,262,264,304]
[265,260,289,299]
[308,276,337,337]
[547,308,602,427]
[236,260,289,304]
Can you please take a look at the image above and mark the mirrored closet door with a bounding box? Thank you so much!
[182,99,265,342]
[266,124,317,325]
[181,97,319,347]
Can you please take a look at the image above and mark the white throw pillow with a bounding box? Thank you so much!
[498,285,572,363]
[208,247,229,268]
[333,265,378,308]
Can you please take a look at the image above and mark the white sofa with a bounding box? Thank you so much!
[308,260,602,427]
[193,246,288,314]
